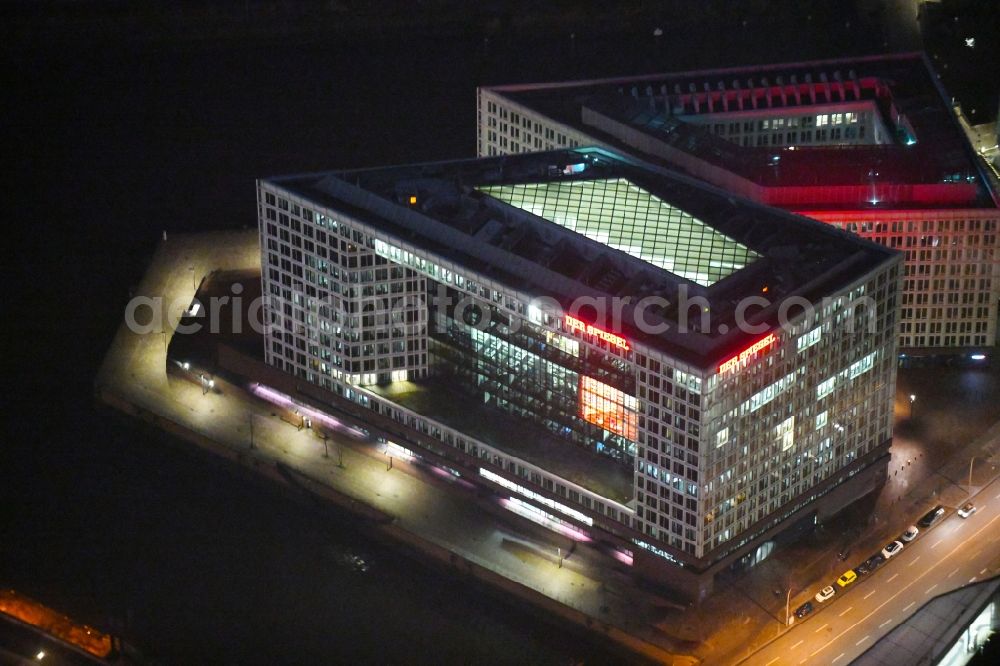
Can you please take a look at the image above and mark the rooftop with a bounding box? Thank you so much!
[486,52,997,210]
[369,380,633,504]
[265,147,898,369]
[853,575,1000,666]
[477,177,759,286]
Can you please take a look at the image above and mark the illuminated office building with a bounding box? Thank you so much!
[258,148,900,595]
[477,53,999,353]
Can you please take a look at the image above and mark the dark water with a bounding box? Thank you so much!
[3,4,996,663]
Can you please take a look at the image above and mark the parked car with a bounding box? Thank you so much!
[865,553,886,571]
[795,602,814,619]
[901,525,920,542]
[882,540,904,559]
[854,561,871,576]
[815,586,836,602]
[837,570,858,588]
[958,502,977,518]
[918,505,946,527]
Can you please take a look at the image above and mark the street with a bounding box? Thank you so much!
[742,481,1000,665]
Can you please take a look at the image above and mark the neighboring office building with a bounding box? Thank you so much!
[477,52,1000,354]
[257,147,901,596]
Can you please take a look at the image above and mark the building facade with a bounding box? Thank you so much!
[258,148,900,595]
[477,53,999,353]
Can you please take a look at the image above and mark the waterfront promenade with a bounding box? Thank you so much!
[94,230,692,665]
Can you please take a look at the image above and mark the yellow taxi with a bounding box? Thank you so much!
[836,570,858,588]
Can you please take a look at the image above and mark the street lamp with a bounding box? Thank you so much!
[200,374,214,395]
[969,456,978,496]
[908,394,916,418]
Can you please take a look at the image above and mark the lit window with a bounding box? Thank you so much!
[816,411,828,430]
[776,416,795,451]
[816,114,829,127]
[796,326,822,352]
[579,376,638,440]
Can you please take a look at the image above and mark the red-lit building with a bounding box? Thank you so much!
[478,53,999,355]
[258,148,899,596]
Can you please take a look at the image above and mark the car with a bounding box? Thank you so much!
[918,505,946,527]
[882,540,904,559]
[815,586,836,602]
[901,525,920,542]
[794,602,814,619]
[837,570,858,588]
[958,502,977,518]
[854,561,871,576]
[865,553,886,571]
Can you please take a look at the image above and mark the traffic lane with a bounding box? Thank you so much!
[746,487,1000,664]
[781,502,971,623]
[765,513,1000,664]
[756,512,1000,664]
[801,510,1000,664]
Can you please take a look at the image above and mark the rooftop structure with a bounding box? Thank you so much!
[267,147,894,369]
[479,52,1000,352]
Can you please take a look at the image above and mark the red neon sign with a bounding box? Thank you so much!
[718,333,777,375]
[564,314,630,351]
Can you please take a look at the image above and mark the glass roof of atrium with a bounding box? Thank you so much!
[478,178,760,286]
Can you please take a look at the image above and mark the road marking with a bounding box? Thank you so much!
[839,606,853,617]
[765,658,779,666]
[815,623,829,633]
[932,539,943,549]
[807,511,1000,659]
[832,653,845,663]
[856,635,870,646]
[888,573,899,582]
[864,589,877,599]
[949,567,960,577]
[903,601,916,612]
[971,577,978,583]
[791,639,804,649]
[909,555,921,566]
[994,491,1000,499]
[879,619,893,628]
[926,584,938,595]
[982,568,989,575]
